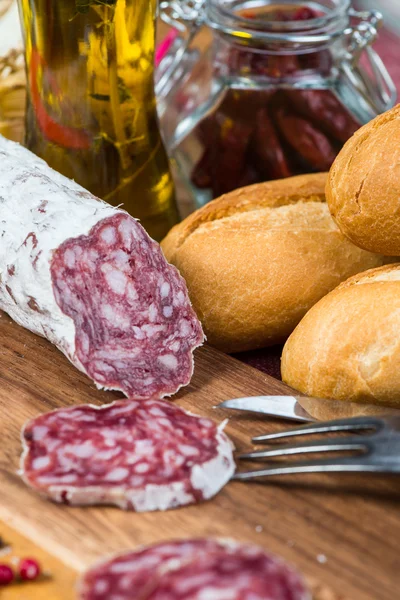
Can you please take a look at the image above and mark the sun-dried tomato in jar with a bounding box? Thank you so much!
[157,1,396,207]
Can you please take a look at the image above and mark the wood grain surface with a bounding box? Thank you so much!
[1,310,400,599]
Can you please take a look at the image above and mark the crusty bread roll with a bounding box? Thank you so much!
[162,173,388,353]
[282,264,400,410]
[326,104,400,255]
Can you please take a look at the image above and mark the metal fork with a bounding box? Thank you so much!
[233,416,400,480]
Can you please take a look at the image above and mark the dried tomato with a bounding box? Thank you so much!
[275,107,337,171]
[284,89,360,142]
[250,106,292,179]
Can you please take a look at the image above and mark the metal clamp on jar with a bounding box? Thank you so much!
[156,0,396,208]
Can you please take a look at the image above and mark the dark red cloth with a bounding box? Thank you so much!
[234,346,283,380]
[372,27,400,94]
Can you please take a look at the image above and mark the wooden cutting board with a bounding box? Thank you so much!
[1,311,400,600]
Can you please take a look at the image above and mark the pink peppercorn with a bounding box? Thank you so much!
[19,558,41,581]
[0,564,14,585]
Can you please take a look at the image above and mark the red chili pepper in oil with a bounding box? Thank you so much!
[29,49,92,150]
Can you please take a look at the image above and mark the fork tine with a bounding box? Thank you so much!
[239,435,367,460]
[232,457,376,480]
[252,416,381,444]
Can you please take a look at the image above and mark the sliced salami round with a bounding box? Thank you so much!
[78,539,310,600]
[80,539,225,599]
[20,400,235,511]
[0,135,203,399]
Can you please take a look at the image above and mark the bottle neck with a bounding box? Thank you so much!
[205,0,351,52]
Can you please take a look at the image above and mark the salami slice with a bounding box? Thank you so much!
[20,400,235,511]
[78,539,310,600]
[0,135,203,399]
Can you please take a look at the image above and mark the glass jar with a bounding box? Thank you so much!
[156,0,396,208]
[17,0,180,241]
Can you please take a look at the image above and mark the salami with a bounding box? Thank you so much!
[0,135,204,399]
[78,539,310,600]
[20,400,235,511]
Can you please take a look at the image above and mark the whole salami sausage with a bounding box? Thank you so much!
[0,135,204,399]
[20,400,235,511]
[78,539,310,599]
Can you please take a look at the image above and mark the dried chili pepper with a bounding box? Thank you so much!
[191,112,252,196]
[293,6,318,20]
[240,9,257,19]
[30,49,92,150]
[191,149,212,189]
[274,9,291,21]
[298,49,333,74]
[238,5,320,26]
[228,46,300,78]
[265,54,300,78]
[236,163,261,189]
[195,113,216,149]
[250,106,292,179]
[254,49,298,77]
[275,107,337,171]
[209,116,254,197]
[238,7,292,22]
[284,89,361,143]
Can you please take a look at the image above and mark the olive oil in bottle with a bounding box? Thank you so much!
[17,0,179,241]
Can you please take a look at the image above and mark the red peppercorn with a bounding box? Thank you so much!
[19,558,41,581]
[293,7,318,20]
[0,564,14,585]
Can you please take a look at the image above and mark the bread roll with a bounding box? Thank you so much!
[326,104,400,255]
[162,174,387,353]
[282,264,400,409]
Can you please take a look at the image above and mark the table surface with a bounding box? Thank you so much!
[1,10,400,600]
[3,310,400,599]
[0,523,76,599]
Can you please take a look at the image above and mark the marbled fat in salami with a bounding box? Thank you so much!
[20,400,235,511]
[0,135,203,399]
[78,539,310,600]
[80,539,226,599]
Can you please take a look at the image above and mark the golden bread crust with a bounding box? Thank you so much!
[162,174,387,353]
[326,104,400,255]
[282,264,400,408]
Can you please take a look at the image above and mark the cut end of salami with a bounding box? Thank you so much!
[78,538,310,600]
[50,213,204,400]
[0,136,203,400]
[20,400,235,512]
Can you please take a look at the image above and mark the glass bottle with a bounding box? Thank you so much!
[17,0,179,241]
[157,0,396,208]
